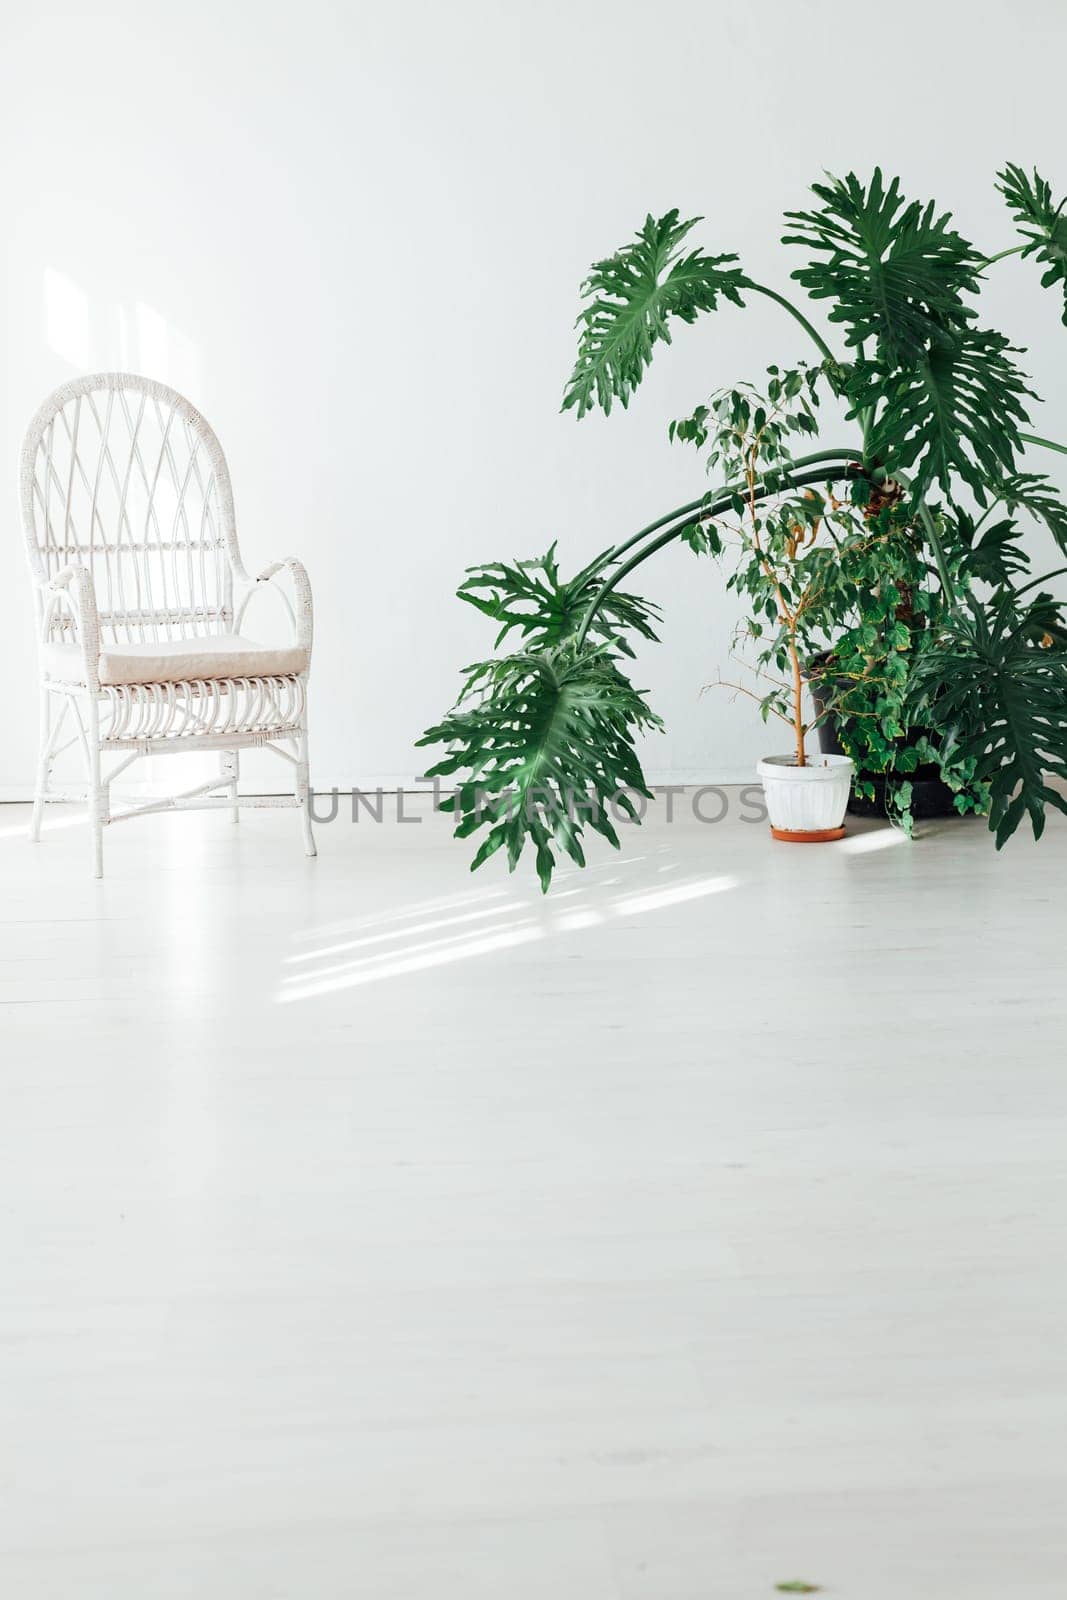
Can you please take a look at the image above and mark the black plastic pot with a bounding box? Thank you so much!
[806,661,958,820]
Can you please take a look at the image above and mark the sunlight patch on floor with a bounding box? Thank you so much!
[838,826,907,854]
[614,875,737,916]
[280,920,544,999]
[0,810,84,840]
[284,901,526,964]
[277,869,740,1002]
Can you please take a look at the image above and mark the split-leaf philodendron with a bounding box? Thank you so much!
[420,166,1067,890]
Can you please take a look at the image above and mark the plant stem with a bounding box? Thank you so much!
[979,243,1027,269]
[1014,566,1067,600]
[608,495,725,565]
[790,638,805,766]
[607,450,864,569]
[856,341,875,464]
[1020,430,1067,458]
[859,408,874,462]
[575,455,864,649]
[747,283,837,365]
[971,501,997,537]
[885,465,959,612]
[916,501,958,609]
[743,455,806,765]
[606,450,864,568]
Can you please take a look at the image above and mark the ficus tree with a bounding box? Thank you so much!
[420,165,1067,888]
[676,370,995,828]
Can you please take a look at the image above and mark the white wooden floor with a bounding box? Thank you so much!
[1,793,1065,1598]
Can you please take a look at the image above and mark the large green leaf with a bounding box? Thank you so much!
[783,171,1031,503]
[997,164,1067,325]
[457,543,661,657]
[563,211,749,419]
[852,328,1033,501]
[783,169,982,364]
[417,646,661,891]
[909,592,1067,846]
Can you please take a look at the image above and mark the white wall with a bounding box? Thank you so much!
[2,0,1066,793]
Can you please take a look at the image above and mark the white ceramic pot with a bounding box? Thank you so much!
[756,753,854,840]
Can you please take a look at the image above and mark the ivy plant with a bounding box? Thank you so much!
[423,165,1067,888]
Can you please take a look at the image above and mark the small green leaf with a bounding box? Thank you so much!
[997,164,1067,326]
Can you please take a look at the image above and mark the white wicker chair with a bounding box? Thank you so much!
[20,373,316,877]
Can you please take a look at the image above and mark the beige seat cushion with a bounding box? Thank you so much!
[42,633,309,687]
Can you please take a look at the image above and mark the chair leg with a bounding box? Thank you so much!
[86,701,106,880]
[297,726,316,858]
[221,750,240,823]
[29,686,52,843]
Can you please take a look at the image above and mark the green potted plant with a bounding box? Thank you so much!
[421,165,1067,888]
[672,372,993,833]
[673,369,868,840]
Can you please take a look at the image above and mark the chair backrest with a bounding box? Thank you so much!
[20,373,240,643]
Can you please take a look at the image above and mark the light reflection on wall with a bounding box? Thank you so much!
[45,270,204,398]
[44,268,89,368]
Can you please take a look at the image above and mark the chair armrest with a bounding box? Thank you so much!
[38,565,102,688]
[237,557,313,652]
